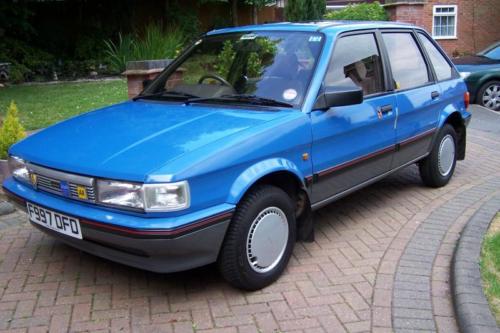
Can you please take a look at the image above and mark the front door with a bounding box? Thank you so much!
[310,32,397,205]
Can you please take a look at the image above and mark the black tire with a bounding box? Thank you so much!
[477,80,500,111]
[419,124,458,188]
[218,185,296,290]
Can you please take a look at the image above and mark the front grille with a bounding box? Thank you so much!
[28,163,96,203]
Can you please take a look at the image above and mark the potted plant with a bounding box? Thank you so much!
[0,101,26,180]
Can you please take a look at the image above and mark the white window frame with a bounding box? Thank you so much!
[432,5,458,40]
[275,0,285,7]
[326,5,347,11]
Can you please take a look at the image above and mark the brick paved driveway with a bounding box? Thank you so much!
[0,106,499,333]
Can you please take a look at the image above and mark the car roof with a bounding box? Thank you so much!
[207,20,417,36]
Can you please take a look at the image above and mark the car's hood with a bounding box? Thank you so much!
[453,55,500,73]
[11,101,293,182]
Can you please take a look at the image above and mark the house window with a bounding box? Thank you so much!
[275,0,285,7]
[432,5,457,39]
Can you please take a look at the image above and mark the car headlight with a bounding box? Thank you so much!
[97,180,144,210]
[460,72,471,79]
[97,180,189,212]
[143,182,190,212]
[8,156,30,184]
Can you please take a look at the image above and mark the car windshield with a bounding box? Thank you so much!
[478,43,500,60]
[141,31,324,107]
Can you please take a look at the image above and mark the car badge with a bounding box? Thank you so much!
[60,181,70,197]
[30,173,37,189]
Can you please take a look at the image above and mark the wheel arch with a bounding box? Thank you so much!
[440,111,466,160]
[227,158,314,241]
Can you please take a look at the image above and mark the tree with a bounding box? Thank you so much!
[199,0,242,26]
[304,0,326,21]
[285,0,325,22]
[0,1,34,39]
[285,0,305,22]
[230,0,239,26]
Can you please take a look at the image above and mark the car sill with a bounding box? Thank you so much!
[311,153,429,211]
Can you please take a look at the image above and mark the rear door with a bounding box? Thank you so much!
[381,30,441,167]
[310,31,397,206]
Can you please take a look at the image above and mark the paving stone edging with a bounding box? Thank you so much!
[387,177,500,332]
[452,195,500,333]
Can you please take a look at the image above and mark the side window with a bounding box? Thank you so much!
[324,33,384,96]
[418,32,453,81]
[382,32,430,90]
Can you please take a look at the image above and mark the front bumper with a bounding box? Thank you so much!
[3,178,233,273]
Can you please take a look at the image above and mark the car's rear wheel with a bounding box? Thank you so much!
[218,185,296,290]
[419,124,457,188]
[478,80,500,111]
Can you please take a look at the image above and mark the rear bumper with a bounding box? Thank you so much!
[3,180,233,273]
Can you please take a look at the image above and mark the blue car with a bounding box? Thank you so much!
[3,21,471,290]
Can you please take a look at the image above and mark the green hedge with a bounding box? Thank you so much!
[324,1,388,21]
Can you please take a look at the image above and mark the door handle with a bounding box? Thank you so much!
[379,105,393,114]
[431,91,440,99]
[377,105,393,119]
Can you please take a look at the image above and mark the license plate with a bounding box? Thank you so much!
[26,202,83,239]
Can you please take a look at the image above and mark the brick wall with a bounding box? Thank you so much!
[385,0,500,56]
[386,4,425,27]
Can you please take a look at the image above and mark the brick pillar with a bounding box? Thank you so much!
[384,3,425,28]
[123,60,172,99]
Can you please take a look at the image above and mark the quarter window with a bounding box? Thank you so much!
[433,5,457,39]
[382,32,430,90]
[324,33,384,96]
[418,32,453,81]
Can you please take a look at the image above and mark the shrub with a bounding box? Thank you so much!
[0,101,26,159]
[9,64,31,84]
[0,38,55,82]
[104,33,136,74]
[104,23,185,73]
[324,1,388,21]
[133,24,185,62]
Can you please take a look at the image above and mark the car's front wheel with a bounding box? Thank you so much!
[218,185,296,290]
[419,124,457,188]
[478,80,500,111]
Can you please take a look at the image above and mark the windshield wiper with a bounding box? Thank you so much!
[185,94,294,108]
[133,91,199,101]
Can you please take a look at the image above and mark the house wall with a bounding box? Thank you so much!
[386,0,500,56]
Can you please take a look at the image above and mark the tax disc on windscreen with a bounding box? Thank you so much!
[283,89,298,101]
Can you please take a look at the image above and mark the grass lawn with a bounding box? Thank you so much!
[0,79,127,131]
[481,213,500,325]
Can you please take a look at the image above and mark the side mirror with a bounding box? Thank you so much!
[143,79,153,89]
[313,86,363,110]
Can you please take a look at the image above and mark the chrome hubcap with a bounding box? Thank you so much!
[246,207,289,273]
[438,134,455,177]
[483,84,500,111]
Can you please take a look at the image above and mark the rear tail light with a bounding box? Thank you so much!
[464,91,470,109]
